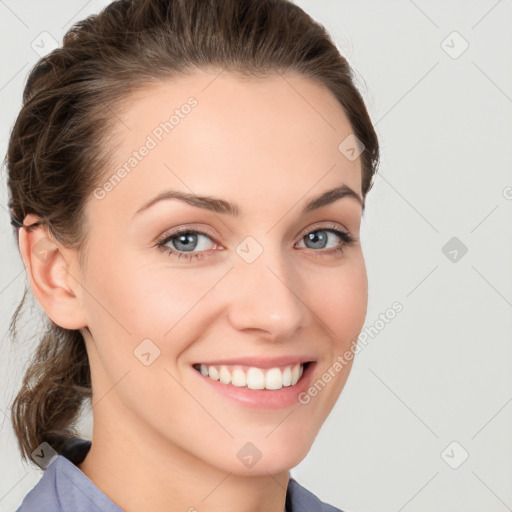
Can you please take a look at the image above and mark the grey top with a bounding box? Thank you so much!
[15,438,345,512]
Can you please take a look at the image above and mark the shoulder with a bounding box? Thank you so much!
[16,456,70,512]
[287,477,348,512]
[15,439,123,512]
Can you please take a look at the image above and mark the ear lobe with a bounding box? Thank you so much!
[18,213,88,330]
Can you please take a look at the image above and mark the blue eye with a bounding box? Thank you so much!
[155,225,357,262]
[156,229,219,262]
[298,227,355,252]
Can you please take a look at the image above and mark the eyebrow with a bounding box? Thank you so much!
[133,184,364,218]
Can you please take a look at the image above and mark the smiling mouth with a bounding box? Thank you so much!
[192,361,313,390]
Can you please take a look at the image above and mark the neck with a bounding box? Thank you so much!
[77,413,290,512]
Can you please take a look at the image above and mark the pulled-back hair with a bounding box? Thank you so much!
[6,0,379,467]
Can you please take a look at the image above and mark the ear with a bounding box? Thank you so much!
[18,213,88,330]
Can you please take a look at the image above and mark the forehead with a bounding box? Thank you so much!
[92,70,362,219]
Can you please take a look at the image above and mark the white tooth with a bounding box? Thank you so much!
[203,363,302,389]
[219,365,231,384]
[208,365,220,380]
[265,368,283,390]
[282,366,292,387]
[246,367,265,389]
[291,363,300,385]
[231,368,247,387]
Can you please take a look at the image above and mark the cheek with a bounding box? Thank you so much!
[80,258,206,414]
[306,257,368,343]
[81,254,228,372]
[84,254,211,332]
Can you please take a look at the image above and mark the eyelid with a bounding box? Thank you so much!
[296,221,355,241]
[155,224,221,246]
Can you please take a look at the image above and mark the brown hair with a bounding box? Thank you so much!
[6,0,379,467]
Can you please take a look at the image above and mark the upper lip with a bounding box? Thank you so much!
[193,355,316,369]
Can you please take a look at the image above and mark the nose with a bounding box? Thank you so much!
[226,249,309,340]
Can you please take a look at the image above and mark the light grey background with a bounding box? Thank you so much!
[1,1,511,511]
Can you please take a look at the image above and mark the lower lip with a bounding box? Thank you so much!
[193,362,316,410]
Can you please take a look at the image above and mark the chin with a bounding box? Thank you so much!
[224,438,314,477]
[228,457,299,477]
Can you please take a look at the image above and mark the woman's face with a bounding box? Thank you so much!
[76,69,367,475]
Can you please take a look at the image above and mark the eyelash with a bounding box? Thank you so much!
[155,224,357,262]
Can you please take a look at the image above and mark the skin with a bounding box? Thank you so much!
[19,69,368,512]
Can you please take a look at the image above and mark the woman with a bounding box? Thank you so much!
[7,0,379,510]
